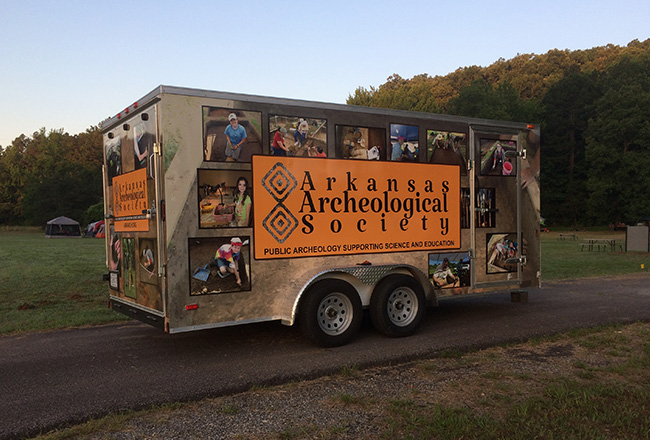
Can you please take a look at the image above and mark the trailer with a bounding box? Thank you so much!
[101,85,541,347]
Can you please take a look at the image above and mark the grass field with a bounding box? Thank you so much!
[0,230,127,335]
[1,229,649,335]
[540,229,649,280]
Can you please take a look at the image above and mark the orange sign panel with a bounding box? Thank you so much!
[112,168,149,232]
[252,156,460,259]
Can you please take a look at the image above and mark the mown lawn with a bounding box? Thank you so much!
[1,229,648,335]
[0,230,127,334]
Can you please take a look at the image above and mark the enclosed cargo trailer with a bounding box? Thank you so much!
[102,85,541,346]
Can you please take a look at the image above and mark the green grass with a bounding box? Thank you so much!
[380,323,650,440]
[0,229,127,334]
[0,229,648,335]
[540,231,650,280]
[382,379,650,440]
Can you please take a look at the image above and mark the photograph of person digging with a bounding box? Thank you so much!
[189,236,251,295]
[203,108,263,162]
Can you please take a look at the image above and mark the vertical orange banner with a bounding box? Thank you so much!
[112,168,149,232]
[252,156,460,259]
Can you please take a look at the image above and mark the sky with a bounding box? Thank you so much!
[1,0,649,148]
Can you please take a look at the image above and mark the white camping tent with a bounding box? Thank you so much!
[45,216,82,238]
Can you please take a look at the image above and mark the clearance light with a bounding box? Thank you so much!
[133,102,138,109]
[526,124,535,129]
[186,304,198,311]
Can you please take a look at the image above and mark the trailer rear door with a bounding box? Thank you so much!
[105,104,166,329]
[469,127,525,289]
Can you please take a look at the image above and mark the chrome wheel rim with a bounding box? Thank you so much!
[317,292,354,335]
[387,287,418,327]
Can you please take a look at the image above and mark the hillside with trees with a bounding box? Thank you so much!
[348,39,650,227]
[1,39,649,228]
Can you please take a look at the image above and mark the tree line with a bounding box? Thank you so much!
[348,39,650,227]
[1,39,649,228]
[0,127,104,227]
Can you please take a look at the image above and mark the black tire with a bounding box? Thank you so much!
[370,275,426,338]
[299,279,363,347]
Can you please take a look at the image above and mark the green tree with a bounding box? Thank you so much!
[0,127,103,226]
[585,57,650,225]
[540,69,600,226]
[348,74,443,113]
[446,79,541,122]
[0,135,31,224]
[82,200,105,226]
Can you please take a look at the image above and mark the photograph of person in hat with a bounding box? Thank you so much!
[203,107,262,162]
[211,237,244,286]
[390,124,419,161]
[224,113,247,161]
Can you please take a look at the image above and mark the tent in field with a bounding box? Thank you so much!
[45,216,82,238]
[84,220,105,238]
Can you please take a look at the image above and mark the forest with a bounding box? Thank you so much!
[1,39,649,228]
[348,39,650,227]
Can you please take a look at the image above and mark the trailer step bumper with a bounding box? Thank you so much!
[110,297,166,331]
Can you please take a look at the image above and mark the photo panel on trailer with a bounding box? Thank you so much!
[105,136,121,183]
[480,139,517,176]
[133,112,156,178]
[203,107,263,162]
[108,226,121,291]
[335,125,386,160]
[139,238,158,285]
[188,236,252,295]
[486,232,518,274]
[197,169,254,229]
[122,237,136,299]
[390,124,419,162]
[476,188,496,228]
[429,251,471,289]
[426,130,467,174]
[269,115,327,157]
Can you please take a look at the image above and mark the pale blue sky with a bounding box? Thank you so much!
[1,0,648,148]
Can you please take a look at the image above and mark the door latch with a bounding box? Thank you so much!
[506,149,527,159]
[505,256,527,265]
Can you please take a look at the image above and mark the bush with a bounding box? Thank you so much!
[82,200,104,226]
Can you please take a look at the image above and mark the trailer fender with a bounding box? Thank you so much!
[285,264,436,327]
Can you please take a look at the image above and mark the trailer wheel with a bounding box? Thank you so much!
[370,275,425,338]
[299,279,362,347]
